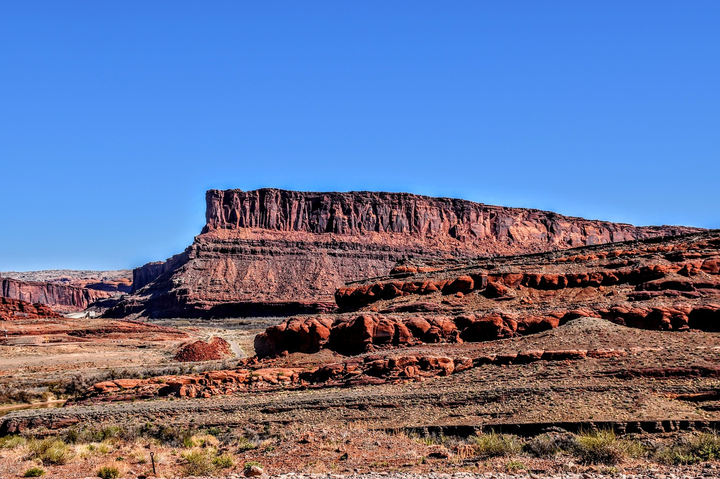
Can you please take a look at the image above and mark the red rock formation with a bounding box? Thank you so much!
[0,297,63,321]
[106,188,699,319]
[256,231,720,357]
[1,278,114,313]
[1,270,132,294]
[174,337,233,362]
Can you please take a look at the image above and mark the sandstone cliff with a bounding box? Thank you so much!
[1,278,115,313]
[1,270,132,294]
[107,188,700,319]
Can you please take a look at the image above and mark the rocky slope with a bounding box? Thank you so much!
[106,188,699,319]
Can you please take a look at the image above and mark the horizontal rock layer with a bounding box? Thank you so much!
[109,188,699,319]
[1,277,115,313]
[256,231,720,356]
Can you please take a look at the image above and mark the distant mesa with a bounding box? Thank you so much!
[104,188,701,319]
[0,271,131,313]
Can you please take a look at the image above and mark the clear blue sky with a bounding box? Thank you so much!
[1,1,718,271]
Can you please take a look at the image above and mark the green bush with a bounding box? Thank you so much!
[23,467,45,477]
[473,432,522,457]
[0,435,27,449]
[237,436,257,451]
[28,438,74,465]
[656,432,720,464]
[213,453,235,468]
[182,449,215,476]
[572,429,645,465]
[505,459,527,471]
[96,466,120,479]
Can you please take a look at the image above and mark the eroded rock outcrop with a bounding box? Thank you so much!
[107,188,697,319]
[256,231,720,357]
[0,297,63,321]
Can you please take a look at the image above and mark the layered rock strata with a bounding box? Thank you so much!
[1,270,132,294]
[80,346,625,403]
[255,230,720,357]
[107,188,698,319]
[1,278,116,313]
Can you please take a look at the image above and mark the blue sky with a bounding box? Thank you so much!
[1,1,718,271]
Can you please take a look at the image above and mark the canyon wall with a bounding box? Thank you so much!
[1,278,115,313]
[106,188,700,319]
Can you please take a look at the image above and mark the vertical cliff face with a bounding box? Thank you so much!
[1,278,115,313]
[106,188,701,319]
[203,189,690,249]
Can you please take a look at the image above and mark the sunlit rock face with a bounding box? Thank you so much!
[107,188,699,319]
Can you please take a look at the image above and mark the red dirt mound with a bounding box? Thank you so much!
[174,337,232,362]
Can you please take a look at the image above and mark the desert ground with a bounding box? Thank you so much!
[4,230,720,478]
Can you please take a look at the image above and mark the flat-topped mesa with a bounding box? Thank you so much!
[108,188,701,319]
[203,188,692,250]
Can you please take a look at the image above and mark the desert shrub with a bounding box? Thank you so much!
[182,449,215,476]
[472,432,522,457]
[28,438,74,465]
[213,453,235,468]
[96,466,120,479]
[23,467,45,477]
[65,424,125,444]
[572,429,645,465]
[0,435,27,449]
[524,432,576,457]
[506,460,527,472]
[688,432,720,461]
[136,422,192,447]
[185,434,220,448]
[656,432,720,464]
[237,436,257,451]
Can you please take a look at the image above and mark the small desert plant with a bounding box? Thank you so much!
[237,436,257,451]
[182,449,215,476]
[213,453,235,468]
[656,432,720,464]
[96,466,121,479]
[185,433,220,448]
[506,460,527,472]
[23,467,45,477]
[524,432,576,457]
[473,432,522,457]
[572,429,645,465]
[687,432,720,461]
[28,438,74,465]
[0,435,27,449]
